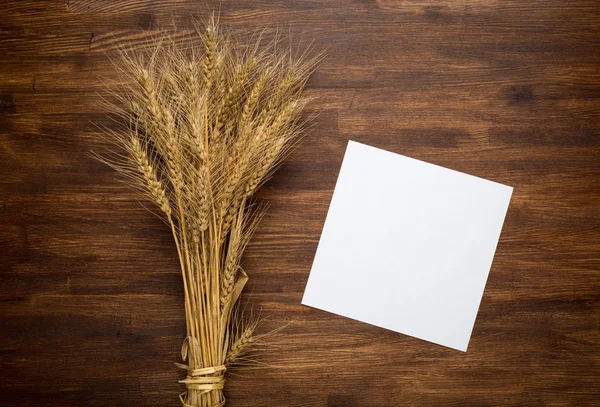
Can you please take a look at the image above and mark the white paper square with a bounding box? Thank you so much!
[302,140,513,351]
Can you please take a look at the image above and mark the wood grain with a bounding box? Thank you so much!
[1,1,599,406]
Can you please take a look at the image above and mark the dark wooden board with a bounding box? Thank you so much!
[1,1,599,406]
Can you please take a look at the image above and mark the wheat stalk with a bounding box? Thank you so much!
[101,16,319,407]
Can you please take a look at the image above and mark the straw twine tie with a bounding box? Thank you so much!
[179,365,226,391]
[179,365,226,407]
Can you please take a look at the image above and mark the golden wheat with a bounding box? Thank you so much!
[224,326,256,366]
[102,16,319,407]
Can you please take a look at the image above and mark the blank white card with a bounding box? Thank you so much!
[302,141,513,351]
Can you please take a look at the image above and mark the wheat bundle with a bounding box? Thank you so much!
[101,17,318,407]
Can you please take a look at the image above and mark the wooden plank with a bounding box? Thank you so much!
[1,0,599,406]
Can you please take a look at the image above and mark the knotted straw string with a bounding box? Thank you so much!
[178,365,227,407]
